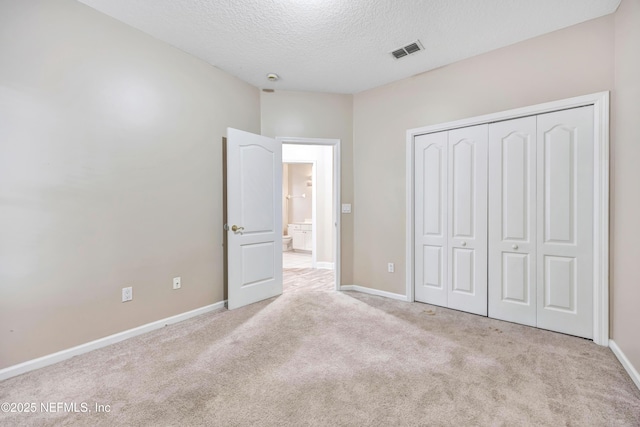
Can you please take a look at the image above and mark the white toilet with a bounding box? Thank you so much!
[282,235,292,252]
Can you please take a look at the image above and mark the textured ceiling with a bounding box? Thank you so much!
[77,0,621,94]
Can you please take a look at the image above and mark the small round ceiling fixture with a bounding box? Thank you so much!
[266,73,279,82]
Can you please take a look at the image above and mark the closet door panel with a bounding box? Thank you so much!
[502,253,529,302]
[536,106,594,338]
[488,117,536,326]
[447,125,488,316]
[414,132,448,306]
[452,248,474,293]
[544,129,574,243]
[452,140,474,238]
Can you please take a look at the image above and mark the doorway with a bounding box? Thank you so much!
[283,161,314,268]
[278,137,341,292]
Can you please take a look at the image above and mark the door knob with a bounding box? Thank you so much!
[461,241,467,247]
[231,225,244,232]
[512,244,518,250]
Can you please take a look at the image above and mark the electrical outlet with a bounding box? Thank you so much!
[173,277,181,290]
[388,263,395,273]
[122,286,133,302]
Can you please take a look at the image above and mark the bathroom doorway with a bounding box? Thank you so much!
[282,161,314,268]
[278,137,340,292]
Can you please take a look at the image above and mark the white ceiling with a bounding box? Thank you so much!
[77,0,621,94]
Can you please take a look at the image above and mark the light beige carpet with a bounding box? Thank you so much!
[1,268,639,426]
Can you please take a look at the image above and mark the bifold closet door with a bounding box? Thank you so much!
[447,125,488,316]
[416,106,595,338]
[414,125,487,315]
[536,106,594,338]
[488,117,537,326]
[488,107,594,338]
[414,131,448,306]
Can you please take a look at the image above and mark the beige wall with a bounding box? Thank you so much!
[261,90,354,283]
[352,15,614,295]
[0,0,260,368]
[612,0,640,374]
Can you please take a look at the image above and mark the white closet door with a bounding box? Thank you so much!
[536,106,594,338]
[488,117,537,326]
[447,125,488,316]
[414,132,448,306]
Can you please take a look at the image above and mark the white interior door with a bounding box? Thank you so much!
[447,125,488,316]
[227,128,282,310]
[536,107,594,338]
[414,131,448,306]
[488,117,537,326]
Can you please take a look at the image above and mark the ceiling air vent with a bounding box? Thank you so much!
[391,48,408,59]
[390,40,424,59]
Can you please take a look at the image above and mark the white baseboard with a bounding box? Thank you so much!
[340,285,409,302]
[609,340,640,391]
[0,301,226,382]
[315,262,335,270]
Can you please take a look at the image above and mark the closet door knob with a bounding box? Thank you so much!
[512,244,518,250]
[461,241,467,247]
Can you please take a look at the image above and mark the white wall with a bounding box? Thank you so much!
[283,145,334,264]
[0,0,260,368]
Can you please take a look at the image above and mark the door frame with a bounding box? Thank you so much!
[405,91,610,345]
[277,137,341,292]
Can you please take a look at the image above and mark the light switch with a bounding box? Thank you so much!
[341,204,352,214]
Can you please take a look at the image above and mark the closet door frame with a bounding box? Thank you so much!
[405,91,609,346]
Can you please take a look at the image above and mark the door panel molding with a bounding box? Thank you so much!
[406,91,609,345]
[502,131,530,242]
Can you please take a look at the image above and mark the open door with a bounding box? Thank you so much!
[226,128,282,310]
